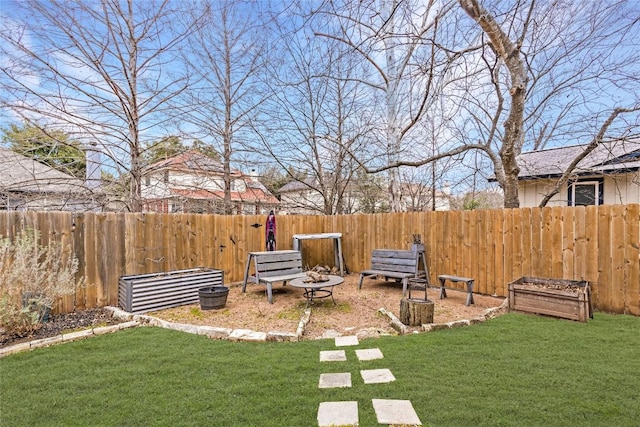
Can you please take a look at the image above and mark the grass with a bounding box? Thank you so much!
[1,313,639,426]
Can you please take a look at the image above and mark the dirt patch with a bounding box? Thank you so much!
[150,274,505,339]
[1,274,505,347]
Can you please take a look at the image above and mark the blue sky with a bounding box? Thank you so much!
[1,0,639,196]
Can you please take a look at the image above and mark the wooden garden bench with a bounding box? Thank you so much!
[437,274,475,306]
[358,248,429,296]
[241,250,306,304]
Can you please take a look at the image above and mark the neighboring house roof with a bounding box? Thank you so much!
[0,147,88,194]
[517,140,640,180]
[170,187,279,204]
[144,150,278,205]
[145,150,242,177]
[278,177,316,193]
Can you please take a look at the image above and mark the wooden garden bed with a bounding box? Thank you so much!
[508,277,593,322]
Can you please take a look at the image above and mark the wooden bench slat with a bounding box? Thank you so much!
[256,252,302,263]
[438,274,473,282]
[256,260,303,272]
[259,273,306,283]
[372,249,416,259]
[257,268,304,278]
[360,269,414,279]
[371,262,416,273]
[371,257,417,266]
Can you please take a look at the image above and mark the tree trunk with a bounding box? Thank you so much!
[459,0,529,209]
[399,297,434,326]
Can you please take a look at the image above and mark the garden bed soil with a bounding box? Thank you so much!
[2,274,506,347]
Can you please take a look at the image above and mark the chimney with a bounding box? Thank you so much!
[85,142,101,189]
[441,181,451,195]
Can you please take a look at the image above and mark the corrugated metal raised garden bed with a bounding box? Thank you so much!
[508,276,593,322]
[119,268,223,314]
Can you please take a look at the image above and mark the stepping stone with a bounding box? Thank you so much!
[320,350,347,362]
[317,401,358,427]
[335,335,359,347]
[355,348,384,361]
[360,368,395,384]
[372,399,421,425]
[319,372,352,389]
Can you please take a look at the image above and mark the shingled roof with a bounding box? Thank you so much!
[145,150,242,177]
[517,139,640,180]
[144,149,279,205]
[0,147,88,194]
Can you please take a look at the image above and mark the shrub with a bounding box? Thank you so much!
[0,229,84,337]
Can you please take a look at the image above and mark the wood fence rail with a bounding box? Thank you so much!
[1,204,638,316]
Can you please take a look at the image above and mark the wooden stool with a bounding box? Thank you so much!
[438,275,475,306]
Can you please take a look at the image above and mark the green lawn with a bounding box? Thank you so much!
[1,313,639,426]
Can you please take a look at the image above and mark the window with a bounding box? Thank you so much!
[568,178,604,206]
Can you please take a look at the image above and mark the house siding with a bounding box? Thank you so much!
[519,171,640,207]
[607,172,640,204]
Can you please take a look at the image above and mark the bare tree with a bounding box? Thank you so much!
[313,0,461,212]
[259,11,372,215]
[264,21,368,215]
[364,0,639,208]
[178,0,269,214]
[457,0,531,208]
[0,0,206,211]
[457,0,640,207]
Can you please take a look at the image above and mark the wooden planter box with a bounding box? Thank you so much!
[508,277,593,322]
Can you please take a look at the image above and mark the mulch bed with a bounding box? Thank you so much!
[0,308,125,348]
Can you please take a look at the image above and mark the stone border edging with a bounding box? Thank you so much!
[379,297,509,334]
[0,308,138,358]
[130,307,311,343]
[1,298,508,357]
[0,306,313,357]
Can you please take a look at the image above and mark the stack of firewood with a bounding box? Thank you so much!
[303,270,329,283]
[309,264,339,275]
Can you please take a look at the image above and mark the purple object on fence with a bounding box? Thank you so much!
[266,210,276,251]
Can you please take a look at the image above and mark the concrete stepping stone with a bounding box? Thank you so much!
[355,348,383,361]
[372,399,421,425]
[320,350,347,362]
[319,372,352,389]
[335,335,359,347]
[360,368,396,384]
[317,401,359,427]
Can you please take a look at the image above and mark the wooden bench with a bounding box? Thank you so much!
[358,249,428,296]
[438,275,475,306]
[241,250,307,304]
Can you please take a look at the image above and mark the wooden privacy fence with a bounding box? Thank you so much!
[0,204,638,315]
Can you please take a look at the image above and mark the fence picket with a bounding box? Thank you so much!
[610,206,626,311]
[625,204,640,315]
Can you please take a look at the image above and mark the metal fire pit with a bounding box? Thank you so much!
[119,267,223,314]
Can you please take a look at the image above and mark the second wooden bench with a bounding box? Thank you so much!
[358,249,428,296]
